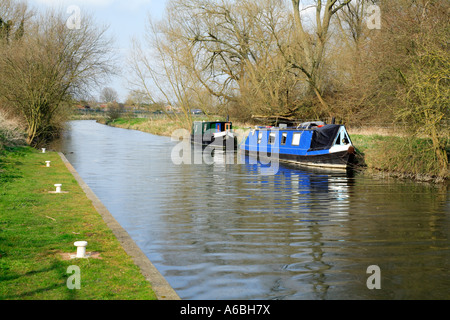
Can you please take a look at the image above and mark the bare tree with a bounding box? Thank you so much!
[129,11,202,128]
[0,6,116,146]
[163,0,354,118]
[283,0,352,114]
[325,0,382,123]
[0,0,30,43]
[129,0,305,123]
[100,87,119,103]
[126,89,151,109]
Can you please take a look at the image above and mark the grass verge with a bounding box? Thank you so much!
[97,116,184,137]
[0,147,157,300]
[351,134,449,182]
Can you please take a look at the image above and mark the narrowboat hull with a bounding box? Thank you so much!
[243,149,355,170]
[191,134,238,150]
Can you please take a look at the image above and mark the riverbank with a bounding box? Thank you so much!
[97,116,449,183]
[96,115,198,137]
[350,133,449,183]
[0,146,167,300]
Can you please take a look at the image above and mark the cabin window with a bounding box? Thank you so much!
[292,133,301,146]
[257,132,263,144]
[335,133,342,145]
[269,133,276,145]
[335,132,350,146]
[281,132,288,145]
[343,133,350,145]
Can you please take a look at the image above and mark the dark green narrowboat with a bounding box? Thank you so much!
[191,121,237,150]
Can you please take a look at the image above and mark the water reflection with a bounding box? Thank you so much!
[61,121,450,300]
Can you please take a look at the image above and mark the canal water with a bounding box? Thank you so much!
[61,120,449,300]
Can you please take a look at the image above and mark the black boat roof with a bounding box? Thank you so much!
[193,121,231,124]
[252,124,344,131]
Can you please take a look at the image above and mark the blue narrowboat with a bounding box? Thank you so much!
[240,122,356,170]
[191,121,237,149]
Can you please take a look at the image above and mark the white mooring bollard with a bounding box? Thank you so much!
[49,183,67,194]
[42,148,46,154]
[74,241,88,258]
[54,184,62,193]
[46,161,51,167]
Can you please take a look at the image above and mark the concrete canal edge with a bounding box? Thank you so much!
[58,152,181,301]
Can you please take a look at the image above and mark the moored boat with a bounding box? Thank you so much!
[240,122,356,170]
[191,121,237,150]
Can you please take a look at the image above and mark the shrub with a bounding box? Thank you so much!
[360,135,448,181]
[0,110,26,150]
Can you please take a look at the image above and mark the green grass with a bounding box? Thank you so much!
[0,147,157,300]
[351,134,449,181]
[102,115,233,136]
[110,118,149,126]
[99,117,186,137]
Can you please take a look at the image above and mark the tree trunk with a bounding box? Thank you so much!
[430,125,448,176]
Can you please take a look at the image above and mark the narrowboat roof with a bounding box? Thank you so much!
[309,124,342,151]
[193,121,232,124]
[250,123,342,131]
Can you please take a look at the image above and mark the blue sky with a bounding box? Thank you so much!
[29,0,168,102]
